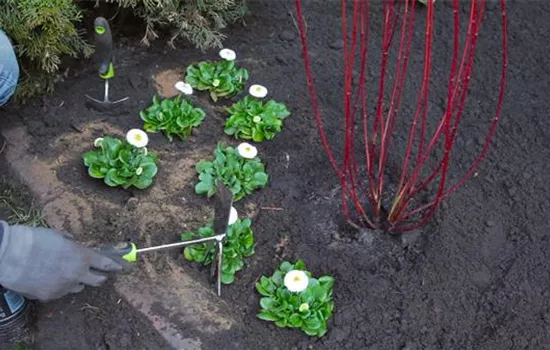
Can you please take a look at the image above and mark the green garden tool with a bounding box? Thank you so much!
[99,183,234,296]
[85,17,129,111]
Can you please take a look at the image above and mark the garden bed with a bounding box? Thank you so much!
[2,1,550,349]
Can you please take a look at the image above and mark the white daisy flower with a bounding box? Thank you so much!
[228,206,238,225]
[174,81,193,95]
[94,137,104,147]
[219,48,236,61]
[237,142,258,159]
[136,167,143,176]
[126,129,149,148]
[249,84,268,98]
[284,270,309,293]
[252,116,262,123]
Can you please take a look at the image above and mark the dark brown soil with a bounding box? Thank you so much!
[0,155,170,350]
[2,1,550,349]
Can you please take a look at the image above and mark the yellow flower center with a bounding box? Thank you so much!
[135,135,142,141]
[293,276,301,282]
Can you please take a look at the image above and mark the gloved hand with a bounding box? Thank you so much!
[0,221,126,301]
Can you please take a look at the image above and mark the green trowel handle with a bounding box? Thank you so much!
[93,17,115,79]
[98,242,138,263]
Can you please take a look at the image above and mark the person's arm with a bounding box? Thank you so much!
[0,221,125,301]
[0,29,20,106]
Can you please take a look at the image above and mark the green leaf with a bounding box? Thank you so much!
[221,272,235,284]
[196,161,213,173]
[260,276,277,294]
[289,314,303,328]
[252,128,264,142]
[280,261,293,273]
[134,176,153,189]
[210,91,218,102]
[257,312,279,322]
[140,162,158,178]
[311,286,328,301]
[195,181,213,194]
[88,166,104,179]
[303,327,320,337]
[105,168,126,186]
[272,270,284,286]
[294,260,307,271]
[319,276,335,290]
[260,297,276,310]
[199,172,214,185]
[82,152,98,167]
[253,172,268,186]
[101,137,122,157]
[304,315,322,330]
[183,247,195,261]
[256,282,271,297]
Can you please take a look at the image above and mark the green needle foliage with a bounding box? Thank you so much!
[225,96,291,142]
[256,260,335,337]
[182,218,255,284]
[186,61,249,102]
[0,0,93,99]
[82,137,158,189]
[195,143,268,201]
[140,95,206,141]
[108,0,247,50]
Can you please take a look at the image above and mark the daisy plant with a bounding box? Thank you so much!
[82,129,158,189]
[256,260,335,337]
[182,213,254,284]
[140,95,205,142]
[185,48,249,102]
[195,142,268,201]
[225,84,291,142]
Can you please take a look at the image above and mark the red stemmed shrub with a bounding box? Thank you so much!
[295,0,508,232]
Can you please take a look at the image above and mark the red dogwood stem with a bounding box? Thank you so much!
[295,0,508,232]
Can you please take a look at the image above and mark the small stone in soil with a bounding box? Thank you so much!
[358,228,375,245]
[126,197,139,211]
[331,327,350,342]
[402,341,417,350]
[128,74,145,89]
[276,56,287,65]
[485,220,496,227]
[279,30,296,42]
[329,39,344,50]
[402,230,421,247]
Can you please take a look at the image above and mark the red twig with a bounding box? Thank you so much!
[295,0,508,232]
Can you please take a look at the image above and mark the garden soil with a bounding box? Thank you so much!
[1,1,550,349]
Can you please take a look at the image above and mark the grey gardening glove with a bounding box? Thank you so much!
[0,221,125,301]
